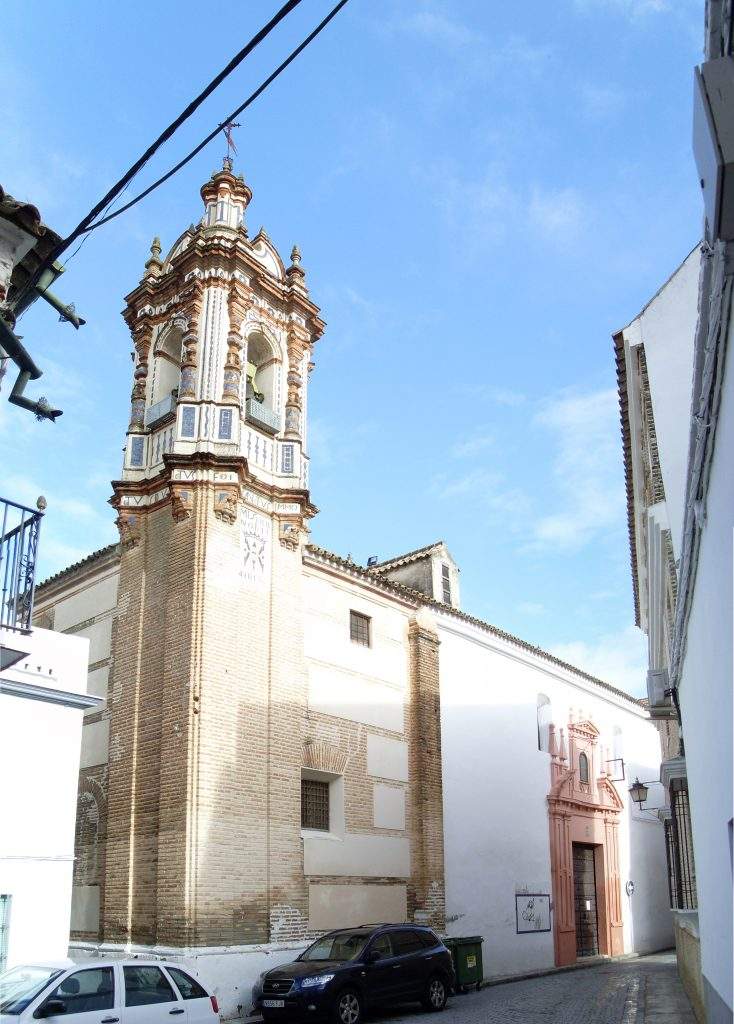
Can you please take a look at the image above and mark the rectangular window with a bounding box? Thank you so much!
[350,610,371,647]
[441,563,451,604]
[129,435,145,467]
[281,443,294,474]
[301,778,330,831]
[180,406,196,439]
[0,895,10,972]
[218,408,233,440]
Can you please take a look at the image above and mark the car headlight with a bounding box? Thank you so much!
[300,974,335,988]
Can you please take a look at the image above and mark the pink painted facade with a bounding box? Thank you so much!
[547,717,624,966]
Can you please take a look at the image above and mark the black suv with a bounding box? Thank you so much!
[252,924,455,1024]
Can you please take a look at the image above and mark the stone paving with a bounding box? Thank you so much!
[372,952,696,1024]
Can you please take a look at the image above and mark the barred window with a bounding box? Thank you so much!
[281,444,294,474]
[441,563,451,604]
[0,895,10,972]
[301,778,329,831]
[350,610,371,647]
[670,779,698,910]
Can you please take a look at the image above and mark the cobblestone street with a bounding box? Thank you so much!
[374,953,695,1024]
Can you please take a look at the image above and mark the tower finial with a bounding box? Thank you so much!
[144,235,163,278]
[290,244,301,265]
[222,155,233,174]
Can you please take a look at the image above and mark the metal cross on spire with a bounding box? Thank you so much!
[223,122,241,159]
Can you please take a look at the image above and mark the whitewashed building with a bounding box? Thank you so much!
[0,499,100,971]
[614,3,733,1021]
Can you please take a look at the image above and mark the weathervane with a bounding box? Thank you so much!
[223,121,241,160]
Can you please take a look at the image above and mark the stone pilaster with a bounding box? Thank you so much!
[406,612,445,930]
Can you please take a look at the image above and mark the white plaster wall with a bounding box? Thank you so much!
[678,321,734,1015]
[308,662,404,732]
[303,833,410,877]
[367,734,409,781]
[308,883,406,930]
[373,784,406,829]
[303,571,410,690]
[74,618,112,665]
[0,627,90,966]
[51,571,119,632]
[626,247,700,557]
[438,617,672,979]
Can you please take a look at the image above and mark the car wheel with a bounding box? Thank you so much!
[333,988,362,1024]
[422,975,448,1012]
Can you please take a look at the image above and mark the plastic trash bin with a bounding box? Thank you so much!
[444,935,483,992]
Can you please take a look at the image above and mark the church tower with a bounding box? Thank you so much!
[104,159,324,947]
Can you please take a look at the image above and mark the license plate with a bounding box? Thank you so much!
[263,999,285,1008]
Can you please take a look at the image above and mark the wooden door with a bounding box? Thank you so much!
[572,844,599,957]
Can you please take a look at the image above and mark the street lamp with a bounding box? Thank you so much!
[629,778,653,808]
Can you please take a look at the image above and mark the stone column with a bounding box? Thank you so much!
[129,324,152,430]
[223,285,249,404]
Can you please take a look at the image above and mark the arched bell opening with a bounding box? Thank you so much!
[244,329,281,434]
[147,325,183,424]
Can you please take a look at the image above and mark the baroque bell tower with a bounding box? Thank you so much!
[103,159,324,948]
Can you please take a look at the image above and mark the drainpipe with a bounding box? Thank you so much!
[0,316,62,420]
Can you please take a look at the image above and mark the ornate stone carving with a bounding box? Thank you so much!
[214,487,238,524]
[279,520,301,551]
[178,286,203,399]
[115,512,142,549]
[170,485,194,522]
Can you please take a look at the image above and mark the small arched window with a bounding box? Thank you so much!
[537,694,552,753]
[579,752,589,784]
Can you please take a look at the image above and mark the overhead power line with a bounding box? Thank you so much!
[83,0,351,234]
[17,0,305,303]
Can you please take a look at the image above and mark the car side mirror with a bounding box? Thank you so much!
[365,950,382,963]
[37,999,67,1017]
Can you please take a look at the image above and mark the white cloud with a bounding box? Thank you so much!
[398,9,479,50]
[431,468,502,501]
[528,388,624,551]
[550,623,648,696]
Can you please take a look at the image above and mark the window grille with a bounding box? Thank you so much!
[670,779,698,909]
[441,563,451,604]
[350,610,370,647]
[218,408,233,440]
[301,778,329,831]
[664,819,681,909]
[0,895,10,972]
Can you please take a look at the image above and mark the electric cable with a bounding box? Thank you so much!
[16,0,304,301]
[81,0,351,234]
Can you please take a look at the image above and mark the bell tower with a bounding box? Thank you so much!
[103,160,324,947]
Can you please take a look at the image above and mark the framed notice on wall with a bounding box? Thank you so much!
[515,893,551,933]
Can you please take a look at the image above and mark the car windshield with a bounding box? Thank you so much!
[299,931,370,962]
[0,965,63,1015]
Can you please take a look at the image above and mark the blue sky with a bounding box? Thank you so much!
[1,0,703,694]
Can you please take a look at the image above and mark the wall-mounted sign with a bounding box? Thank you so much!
[515,894,551,933]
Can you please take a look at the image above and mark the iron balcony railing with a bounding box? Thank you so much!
[144,391,177,429]
[0,496,44,632]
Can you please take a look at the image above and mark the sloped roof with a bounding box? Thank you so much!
[369,541,445,572]
[35,543,119,592]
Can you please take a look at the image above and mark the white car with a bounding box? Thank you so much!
[0,959,220,1023]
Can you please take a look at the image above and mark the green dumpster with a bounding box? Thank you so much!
[444,936,483,992]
